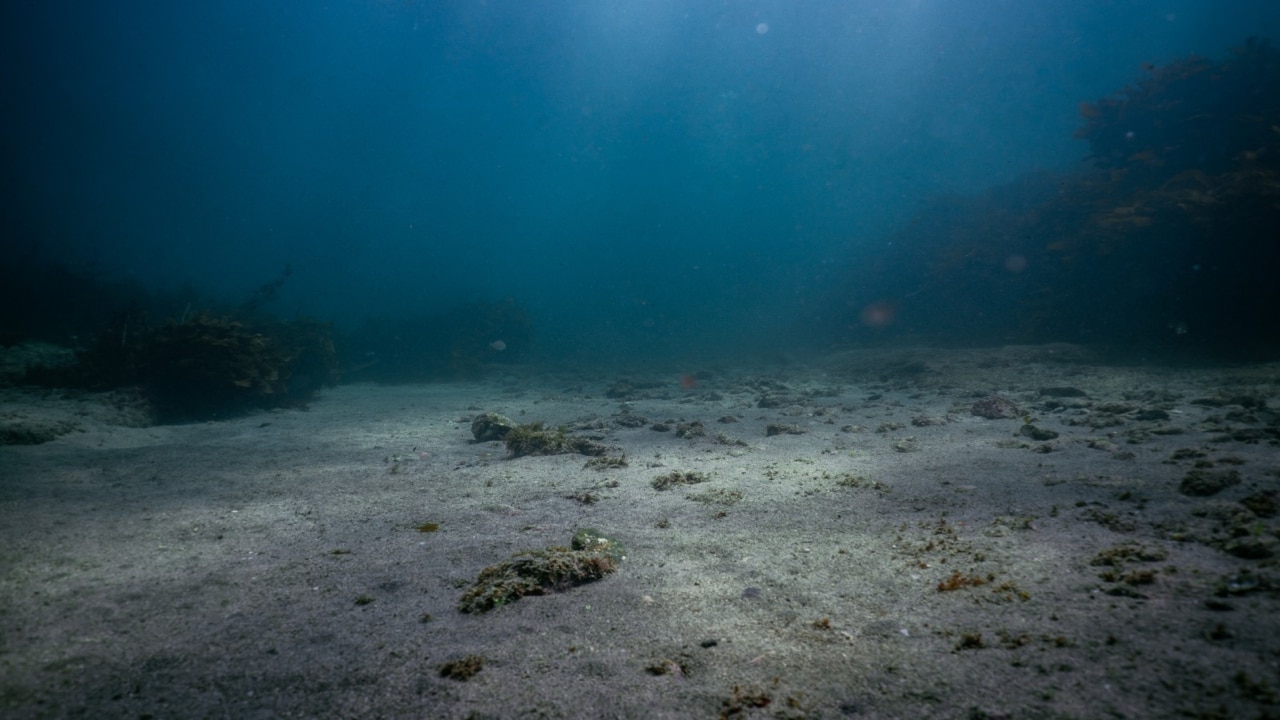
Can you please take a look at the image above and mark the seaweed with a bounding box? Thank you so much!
[457,541,619,614]
[503,422,607,457]
[438,655,484,681]
[651,470,710,490]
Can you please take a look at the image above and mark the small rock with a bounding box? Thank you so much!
[470,412,515,442]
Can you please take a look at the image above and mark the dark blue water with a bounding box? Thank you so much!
[4,1,1279,364]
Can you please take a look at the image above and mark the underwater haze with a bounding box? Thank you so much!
[4,0,1279,363]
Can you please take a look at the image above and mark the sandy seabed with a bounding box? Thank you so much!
[1,343,1278,719]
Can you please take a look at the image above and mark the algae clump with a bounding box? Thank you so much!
[503,422,607,457]
[458,529,624,613]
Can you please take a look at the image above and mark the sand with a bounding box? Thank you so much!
[1,343,1278,719]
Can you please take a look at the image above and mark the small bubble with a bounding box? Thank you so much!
[756,22,769,35]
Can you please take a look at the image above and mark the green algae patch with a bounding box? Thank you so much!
[458,531,622,613]
[503,422,607,457]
